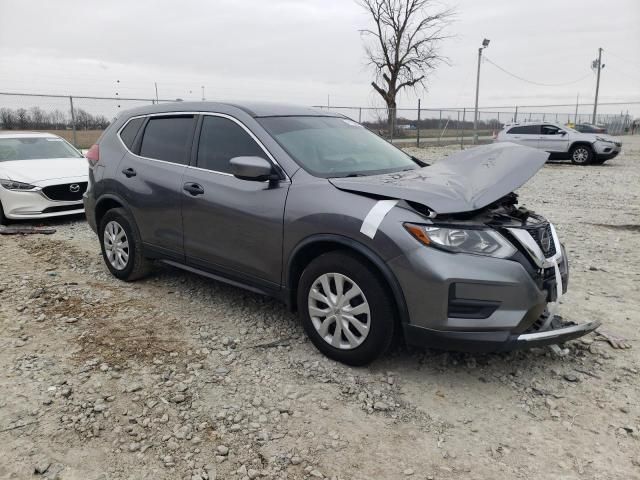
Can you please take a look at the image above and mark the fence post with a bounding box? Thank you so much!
[438,109,442,146]
[514,105,518,122]
[69,96,77,148]
[389,108,394,144]
[358,107,362,124]
[416,99,421,148]
[460,108,466,150]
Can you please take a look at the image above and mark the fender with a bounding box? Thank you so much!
[286,233,411,324]
[93,192,142,238]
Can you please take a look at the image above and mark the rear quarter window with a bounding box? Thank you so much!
[119,117,145,150]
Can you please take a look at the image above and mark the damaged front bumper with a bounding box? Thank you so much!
[391,217,599,352]
[403,315,601,352]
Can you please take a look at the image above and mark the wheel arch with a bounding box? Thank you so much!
[95,194,134,230]
[286,234,410,325]
[569,141,595,151]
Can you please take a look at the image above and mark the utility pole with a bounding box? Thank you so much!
[592,48,603,124]
[69,96,77,147]
[201,85,205,101]
[154,82,159,103]
[416,98,421,148]
[473,38,490,144]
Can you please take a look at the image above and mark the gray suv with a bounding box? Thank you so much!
[84,102,599,365]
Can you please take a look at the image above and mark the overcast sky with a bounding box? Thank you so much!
[0,0,638,118]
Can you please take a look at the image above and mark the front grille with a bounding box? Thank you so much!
[42,182,87,201]
[520,222,557,258]
[614,141,622,147]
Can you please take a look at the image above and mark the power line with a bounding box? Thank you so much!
[605,64,640,83]
[483,57,592,87]
[606,50,640,72]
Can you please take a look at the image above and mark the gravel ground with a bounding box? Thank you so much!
[1,137,639,480]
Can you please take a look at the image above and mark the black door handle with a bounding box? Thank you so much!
[122,167,137,178]
[183,182,204,196]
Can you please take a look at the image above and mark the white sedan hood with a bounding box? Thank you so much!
[0,158,88,185]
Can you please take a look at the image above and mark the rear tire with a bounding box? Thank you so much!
[297,251,395,366]
[570,144,594,165]
[98,208,150,281]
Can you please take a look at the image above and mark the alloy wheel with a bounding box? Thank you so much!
[103,220,130,270]
[572,147,589,164]
[307,272,371,350]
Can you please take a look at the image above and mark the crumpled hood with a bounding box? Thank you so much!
[329,142,548,214]
[0,158,88,184]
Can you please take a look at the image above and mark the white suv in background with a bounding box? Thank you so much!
[495,122,622,165]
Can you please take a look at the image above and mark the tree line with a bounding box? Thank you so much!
[0,106,110,130]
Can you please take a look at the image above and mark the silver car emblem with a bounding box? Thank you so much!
[69,184,80,193]
[540,228,552,254]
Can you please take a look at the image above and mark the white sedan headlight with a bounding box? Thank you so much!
[0,179,39,191]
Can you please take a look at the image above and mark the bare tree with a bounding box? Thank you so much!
[15,108,29,129]
[29,106,47,129]
[0,108,17,129]
[358,0,454,132]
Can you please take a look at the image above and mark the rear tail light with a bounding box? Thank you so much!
[85,144,100,167]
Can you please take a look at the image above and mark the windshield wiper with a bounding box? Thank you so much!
[411,156,430,167]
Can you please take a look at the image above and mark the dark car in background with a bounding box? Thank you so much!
[83,102,599,365]
[574,123,608,134]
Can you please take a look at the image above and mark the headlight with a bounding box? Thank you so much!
[0,179,38,191]
[595,136,612,143]
[404,223,517,258]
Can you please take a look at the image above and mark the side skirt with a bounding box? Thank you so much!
[158,259,285,302]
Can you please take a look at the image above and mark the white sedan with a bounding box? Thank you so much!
[0,132,88,224]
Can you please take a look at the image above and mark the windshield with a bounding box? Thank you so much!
[0,137,83,162]
[258,116,419,177]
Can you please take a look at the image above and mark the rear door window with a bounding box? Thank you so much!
[508,125,540,134]
[139,116,194,164]
[119,117,145,150]
[196,115,266,173]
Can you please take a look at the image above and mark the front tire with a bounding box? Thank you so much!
[570,144,594,165]
[98,208,150,281]
[0,201,7,225]
[297,251,395,366]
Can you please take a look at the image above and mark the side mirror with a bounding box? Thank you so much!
[558,130,567,136]
[230,156,278,182]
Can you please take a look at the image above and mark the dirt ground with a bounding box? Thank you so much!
[1,137,639,480]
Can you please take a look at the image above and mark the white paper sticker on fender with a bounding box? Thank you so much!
[360,200,399,239]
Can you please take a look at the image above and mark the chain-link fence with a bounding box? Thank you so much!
[314,103,638,147]
[0,92,168,148]
[0,91,637,149]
